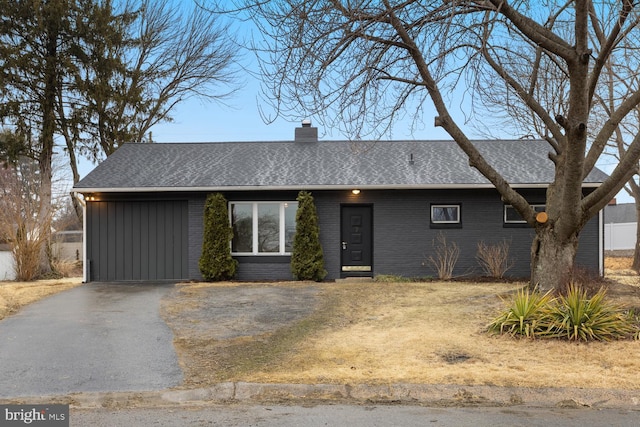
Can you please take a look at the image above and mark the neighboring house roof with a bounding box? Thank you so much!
[73,139,609,193]
[604,203,636,224]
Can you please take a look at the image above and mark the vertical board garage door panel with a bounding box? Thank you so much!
[140,202,149,280]
[100,202,111,280]
[112,202,120,281]
[159,204,169,279]
[171,201,188,279]
[131,203,142,280]
[87,200,188,281]
[88,202,104,280]
[124,203,140,280]
[148,204,158,280]
[170,201,187,279]
[156,204,165,279]
[178,202,188,278]
[164,204,175,277]
[115,202,125,280]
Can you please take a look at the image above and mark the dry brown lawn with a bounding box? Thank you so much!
[1,262,639,391]
[0,278,83,320]
[605,256,633,271]
[165,263,640,391]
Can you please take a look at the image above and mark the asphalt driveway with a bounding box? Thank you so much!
[0,282,182,398]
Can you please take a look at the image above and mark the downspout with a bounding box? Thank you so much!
[71,191,87,283]
[599,209,604,277]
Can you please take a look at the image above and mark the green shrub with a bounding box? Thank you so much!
[291,191,327,281]
[199,193,237,281]
[489,283,640,341]
[545,283,636,341]
[488,286,554,338]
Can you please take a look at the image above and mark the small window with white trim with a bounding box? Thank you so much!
[431,204,461,228]
[504,204,545,224]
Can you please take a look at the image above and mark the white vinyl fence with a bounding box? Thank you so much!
[605,222,637,251]
[0,250,15,281]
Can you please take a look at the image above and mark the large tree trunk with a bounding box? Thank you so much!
[38,3,60,275]
[530,228,579,292]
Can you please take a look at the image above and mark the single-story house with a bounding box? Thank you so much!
[73,123,607,282]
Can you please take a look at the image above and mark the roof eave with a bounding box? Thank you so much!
[72,182,602,194]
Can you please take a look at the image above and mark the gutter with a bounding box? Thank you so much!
[72,182,603,194]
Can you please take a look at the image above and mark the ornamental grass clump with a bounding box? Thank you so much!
[547,283,637,342]
[489,283,640,341]
[488,287,554,338]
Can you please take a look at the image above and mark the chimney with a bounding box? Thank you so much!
[294,119,318,142]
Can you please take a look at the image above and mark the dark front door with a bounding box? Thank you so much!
[341,205,373,276]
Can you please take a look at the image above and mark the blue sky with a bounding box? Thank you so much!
[143,77,455,144]
[75,0,632,204]
[78,75,632,204]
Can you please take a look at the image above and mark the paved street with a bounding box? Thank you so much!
[70,403,640,426]
[0,283,182,398]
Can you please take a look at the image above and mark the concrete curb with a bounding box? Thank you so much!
[2,383,639,410]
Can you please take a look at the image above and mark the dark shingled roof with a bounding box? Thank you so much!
[73,139,608,192]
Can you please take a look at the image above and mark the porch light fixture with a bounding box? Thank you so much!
[351,189,361,195]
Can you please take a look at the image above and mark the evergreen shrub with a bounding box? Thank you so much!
[199,193,237,281]
[291,191,327,281]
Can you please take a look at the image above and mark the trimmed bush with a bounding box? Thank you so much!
[199,193,237,281]
[291,191,326,281]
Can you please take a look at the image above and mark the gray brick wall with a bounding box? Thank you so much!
[185,188,601,282]
[235,261,294,281]
[313,189,600,280]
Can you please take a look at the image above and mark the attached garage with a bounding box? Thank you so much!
[86,199,188,281]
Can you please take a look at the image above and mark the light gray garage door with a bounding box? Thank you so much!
[86,200,188,281]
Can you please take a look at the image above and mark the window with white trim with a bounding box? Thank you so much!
[230,202,297,255]
[431,204,461,224]
[504,204,545,224]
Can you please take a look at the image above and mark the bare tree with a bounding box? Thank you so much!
[65,0,240,180]
[1,0,240,188]
[583,20,640,273]
[229,1,640,291]
[474,6,640,274]
[0,159,55,281]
